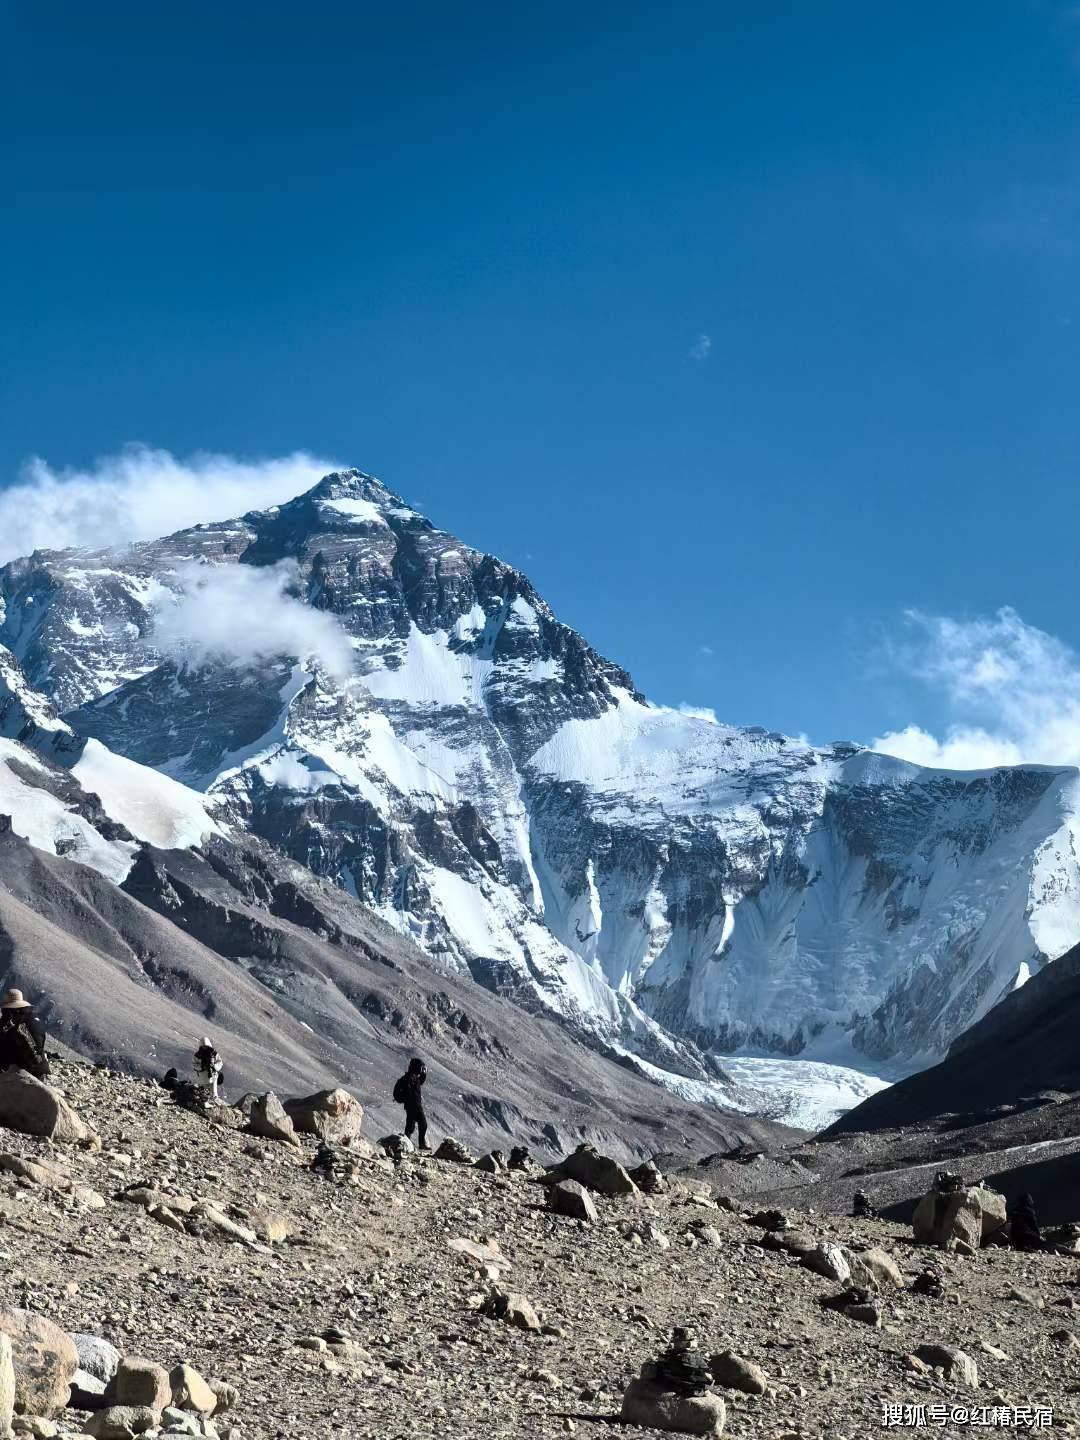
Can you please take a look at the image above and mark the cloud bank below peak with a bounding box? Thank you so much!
[872,607,1080,772]
[0,445,337,564]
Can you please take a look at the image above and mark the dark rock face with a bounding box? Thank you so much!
[2,467,1080,1098]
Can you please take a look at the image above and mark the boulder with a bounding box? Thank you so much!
[189,1203,257,1246]
[0,1154,71,1190]
[912,1183,1005,1251]
[282,1088,363,1143]
[548,1179,598,1224]
[800,1243,851,1284]
[447,1237,509,1271]
[169,1363,217,1416]
[629,1160,667,1194]
[0,1072,95,1146]
[246,1093,301,1148]
[855,1247,905,1289]
[433,1137,475,1164]
[169,1359,217,1416]
[546,1143,637,1196]
[379,1134,414,1161]
[0,1308,77,1418]
[85,1407,159,1439]
[69,1367,109,1411]
[475,1151,507,1174]
[209,1380,239,1412]
[709,1350,766,1395]
[112,1356,171,1410]
[761,1229,816,1257]
[0,1334,13,1440]
[481,1289,541,1332]
[913,1345,978,1387]
[620,1377,726,1435]
[70,1335,121,1386]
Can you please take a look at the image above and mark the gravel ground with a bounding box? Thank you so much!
[4,1060,1080,1440]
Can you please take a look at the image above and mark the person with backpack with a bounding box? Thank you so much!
[193,1036,224,1101]
[0,989,50,1080]
[393,1057,429,1150]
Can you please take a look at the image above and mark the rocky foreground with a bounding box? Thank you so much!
[1,1060,1080,1439]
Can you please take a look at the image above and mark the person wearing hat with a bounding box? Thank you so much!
[0,989,49,1080]
[193,1036,224,1101]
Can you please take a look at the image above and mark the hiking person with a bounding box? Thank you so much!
[0,990,50,1080]
[193,1036,224,1101]
[393,1056,429,1150]
[1010,1192,1043,1251]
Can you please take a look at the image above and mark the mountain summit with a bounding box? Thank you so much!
[2,468,1079,1124]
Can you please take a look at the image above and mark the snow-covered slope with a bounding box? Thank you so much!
[3,468,1079,1126]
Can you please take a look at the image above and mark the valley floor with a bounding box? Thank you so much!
[7,1062,1080,1439]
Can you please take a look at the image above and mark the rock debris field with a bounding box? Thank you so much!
[0,1061,1079,1439]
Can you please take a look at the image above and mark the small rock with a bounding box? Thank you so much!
[913,1345,978,1387]
[709,1350,767,1395]
[481,1289,541,1332]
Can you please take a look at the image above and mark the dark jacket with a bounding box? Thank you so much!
[395,1064,426,1109]
[1010,1193,1042,1251]
[0,1012,49,1080]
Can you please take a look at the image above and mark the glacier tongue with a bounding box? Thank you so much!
[3,465,1080,1119]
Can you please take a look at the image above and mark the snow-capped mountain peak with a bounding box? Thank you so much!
[3,467,1079,1128]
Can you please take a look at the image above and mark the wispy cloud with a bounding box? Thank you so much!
[153,560,355,682]
[0,445,336,564]
[689,334,712,362]
[873,607,1080,770]
[678,703,719,724]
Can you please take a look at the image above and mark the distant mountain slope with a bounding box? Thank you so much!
[824,939,1080,1135]
[2,467,1080,1109]
[0,772,789,1159]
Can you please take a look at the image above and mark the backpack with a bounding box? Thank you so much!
[8,1023,47,1080]
[393,1075,408,1104]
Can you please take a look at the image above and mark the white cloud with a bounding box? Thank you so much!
[689,334,712,362]
[0,445,336,564]
[678,703,719,724]
[153,561,354,682]
[872,607,1080,771]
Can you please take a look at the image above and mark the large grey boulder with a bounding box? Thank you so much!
[620,1377,726,1435]
[912,1184,1006,1251]
[0,1308,78,1418]
[71,1334,122,1385]
[112,1355,171,1410]
[548,1179,599,1223]
[0,1071,95,1146]
[913,1344,979,1387]
[283,1087,363,1142]
[800,1243,851,1284]
[247,1093,301,1148]
[546,1143,638,1196]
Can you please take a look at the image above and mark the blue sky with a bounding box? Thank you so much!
[7,1,1080,761]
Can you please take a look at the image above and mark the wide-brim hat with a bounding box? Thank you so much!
[1,989,31,1010]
